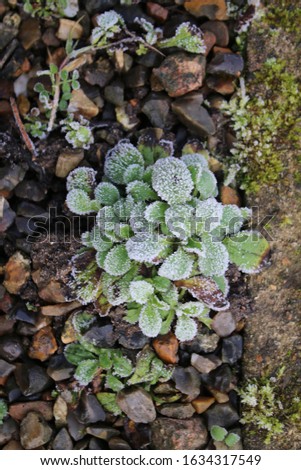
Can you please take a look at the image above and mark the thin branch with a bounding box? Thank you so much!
[10,97,38,157]
[47,72,61,133]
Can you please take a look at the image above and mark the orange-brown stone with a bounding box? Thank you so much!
[28,326,58,362]
[192,396,215,413]
[220,185,241,206]
[184,0,228,20]
[9,401,53,421]
[152,332,179,364]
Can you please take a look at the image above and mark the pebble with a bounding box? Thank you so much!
[28,326,58,362]
[53,428,73,450]
[153,332,179,364]
[172,93,216,137]
[0,418,19,447]
[86,425,120,441]
[75,392,106,424]
[207,387,229,403]
[207,75,235,95]
[220,186,241,206]
[89,437,109,450]
[191,396,215,414]
[53,396,68,428]
[172,366,201,400]
[202,364,234,393]
[212,311,236,337]
[42,28,61,47]
[2,440,23,450]
[41,300,81,317]
[159,403,195,419]
[47,354,75,381]
[56,19,83,41]
[153,52,206,97]
[184,0,228,20]
[0,358,15,380]
[0,165,26,198]
[125,65,150,88]
[0,335,23,362]
[85,0,118,14]
[20,412,52,449]
[142,93,174,129]
[109,436,132,450]
[146,2,169,22]
[0,197,16,232]
[18,18,41,50]
[117,387,156,423]
[38,280,67,304]
[222,335,243,365]
[83,324,117,349]
[204,402,239,428]
[104,80,124,107]
[68,89,99,119]
[202,20,229,47]
[15,180,47,202]
[15,363,53,397]
[84,58,114,88]
[0,23,18,52]
[203,30,216,56]
[191,353,222,374]
[9,401,53,422]
[67,411,87,441]
[116,102,140,131]
[207,53,244,77]
[151,417,208,450]
[55,149,84,178]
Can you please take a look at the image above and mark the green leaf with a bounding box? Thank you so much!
[91,226,113,252]
[195,198,223,235]
[60,69,69,81]
[129,280,154,304]
[127,346,173,386]
[67,167,96,194]
[212,275,229,295]
[124,164,144,184]
[220,205,244,236]
[161,285,178,307]
[165,204,194,240]
[95,182,120,206]
[198,236,229,277]
[224,432,240,447]
[210,425,228,442]
[34,82,45,93]
[98,349,113,369]
[66,189,95,215]
[137,133,174,166]
[104,245,131,276]
[96,392,122,416]
[0,399,8,425]
[144,201,168,224]
[95,250,108,269]
[223,230,270,274]
[126,181,157,202]
[50,63,58,74]
[139,304,162,338]
[64,343,96,365]
[160,310,175,335]
[152,276,171,292]
[112,353,133,378]
[104,141,144,185]
[195,169,218,200]
[152,157,193,205]
[105,374,124,392]
[72,311,96,334]
[175,315,197,342]
[75,359,99,385]
[126,233,169,264]
[158,248,194,281]
[124,307,141,324]
[59,99,68,111]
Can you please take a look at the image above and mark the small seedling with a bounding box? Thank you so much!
[210,425,241,448]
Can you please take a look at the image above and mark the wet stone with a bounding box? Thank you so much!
[202,20,229,47]
[204,402,239,428]
[202,364,234,393]
[142,94,174,129]
[47,354,75,381]
[2,440,23,450]
[153,332,179,364]
[109,436,132,450]
[207,53,244,77]
[117,387,156,423]
[15,363,53,397]
[172,366,201,400]
[0,335,23,362]
[159,403,195,419]
[20,412,52,449]
[53,428,73,450]
[184,0,228,20]
[0,197,16,232]
[42,27,61,47]
[136,51,162,68]
[0,417,19,447]
[191,353,222,374]
[172,93,216,137]
[75,392,106,424]
[222,335,243,365]
[153,52,206,97]
[85,0,118,14]
[212,311,236,337]
[83,324,117,349]
[151,417,208,450]
[124,420,151,450]
[104,80,124,107]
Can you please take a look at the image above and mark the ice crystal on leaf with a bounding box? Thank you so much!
[129,280,154,304]
[139,304,162,338]
[126,233,168,264]
[61,115,94,150]
[124,164,144,184]
[104,244,131,276]
[195,198,223,235]
[159,23,206,54]
[144,201,168,225]
[175,315,198,342]
[66,189,95,215]
[95,182,120,206]
[158,248,194,281]
[67,167,96,194]
[198,235,229,277]
[104,141,144,184]
[152,157,194,205]
[181,153,209,168]
[91,11,125,47]
[165,204,194,240]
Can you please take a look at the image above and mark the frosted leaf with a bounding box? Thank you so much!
[175,275,230,311]
[220,205,244,235]
[159,22,206,54]
[126,181,157,202]
[152,276,171,292]
[165,204,194,240]
[180,153,209,168]
[198,236,229,276]
[176,301,211,328]
[66,189,95,215]
[175,315,198,342]
[124,164,144,184]
[115,223,131,240]
[139,304,162,337]
[196,169,218,200]
[212,275,229,296]
[158,248,194,281]
[72,311,96,334]
[96,206,119,240]
[95,182,120,206]
[75,360,99,386]
[161,284,179,306]
[129,200,148,234]
[137,132,174,166]
[144,201,168,225]
[95,250,108,269]
[102,273,131,306]
[152,157,194,205]
[142,166,153,184]
[241,207,252,220]
[184,238,203,256]
[126,233,168,264]
[91,226,113,252]
[81,231,93,247]
[195,198,223,235]
[114,197,134,221]
[67,167,96,194]
[91,11,125,46]
[129,280,154,304]
[104,141,144,184]
[104,245,131,276]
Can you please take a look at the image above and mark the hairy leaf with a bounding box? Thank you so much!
[152,157,193,205]
[174,276,230,311]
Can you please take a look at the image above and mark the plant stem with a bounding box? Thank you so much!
[10,97,38,157]
[47,71,61,133]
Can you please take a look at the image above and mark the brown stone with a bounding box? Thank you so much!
[191,353,222,373]
[213,46,232,54]
[17,94,30,116]
[203,30,216,56]
[146,2,169,23]
[41,300,81,317]
[28,326,58,362]
[53,396,68,427]
[207,75,235,95]
[18,18,41,50]
[192,396,215,413]
[220,185,241,206]
[20,412,52,449]
[61,313,77,344]
[68,89,99,119]
[39,280,66,304]
[151,417,208,450]
[153,52,206,97]
[207,387,229,403]
[2,440,23,450]
[184,0,228,20]
[153,332,179,364]
[9,401,53,422]
[3,251,31,295]
[202,20,229,46]
[55,149,84,179]
[56,19,83,41]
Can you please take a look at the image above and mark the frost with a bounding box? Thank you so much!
[129,280,154,304]
[220,204,244,235]
[66,189,95,215]
[195,169,218,200]
[95,182,120,206]
[176,301,208,318]
[184,238,203,256]
[152,157,194,205]
[124,164,144,184]
[165,204,194,240]
[104,245,131,276]
[104,141,144,185]
[74,359,99,386]
[175,315,198,342]
[195,198,223,235]
[198,236,229,277]
[180,152,209,168]
[161,284,179,306]
[61,115,94,150]
[144,201,168,224]
[91,11,125,47]
[91,226,113,252]
[212,275,229,296]
[126,181,157,202]
[114,197,135,221]
[102,274,131,306]
[67,167,96,193]
[158,248,194,281]
[159,23,206,54]
[96,206,118,239]
[139,304,162,338]
[95,250,108,269]
[126,233,168,264]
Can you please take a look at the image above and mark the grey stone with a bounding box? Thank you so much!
[117,387,156,423]
[172,93,216,137]
[204,402,240,428]
[151,417,208,450]
[172,366,201,400]
[212,311,236,337]
[207,53,244,77]
[222,335,243,364]
[75,393,106,424]
[20,412,52,449]
[159,403,195,419]
[15,364,53,396]
[0,335,23,362]
[191,353,222,374]
[83,324,117,348]
[53,428,73,450]
[0,358,16,378]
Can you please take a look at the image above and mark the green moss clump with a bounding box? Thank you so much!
[223,58,301,192]
[264,1,301,38]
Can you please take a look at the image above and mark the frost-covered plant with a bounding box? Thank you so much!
[61,114,94,149]
[0,399,8,425]
[210,425,240,448]
[23,0,68,18]
[66,134,270,342]
[91,11,125,47]
[158,23,206,54]
[25,109,48,140]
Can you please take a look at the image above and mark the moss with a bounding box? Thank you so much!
[264,1,301,39]
[223,58,301,192]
